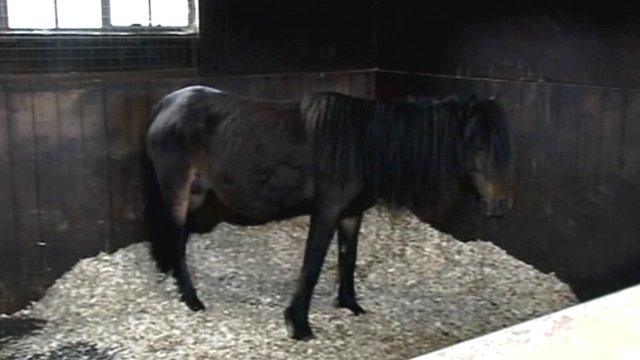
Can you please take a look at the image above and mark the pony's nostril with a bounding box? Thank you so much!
[495,199,508,216]
[480,199,490,213]
[481,198,507,217]
[504,195,514,210]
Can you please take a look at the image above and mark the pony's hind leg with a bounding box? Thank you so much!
[175,224,205,311]
[152,158,205,311]
[176,190,222,310]
[335,213,366,315]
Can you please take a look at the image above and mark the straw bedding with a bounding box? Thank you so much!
[1,207,576,359]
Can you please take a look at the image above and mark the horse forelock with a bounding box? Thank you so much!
[472,100,513,166]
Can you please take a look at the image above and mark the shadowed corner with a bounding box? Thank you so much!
[0,316,47,346]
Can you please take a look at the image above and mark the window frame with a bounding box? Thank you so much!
[0,0,198,35]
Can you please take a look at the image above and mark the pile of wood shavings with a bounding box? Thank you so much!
[1,207,576,359]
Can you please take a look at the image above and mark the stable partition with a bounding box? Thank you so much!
[414,284,640,359]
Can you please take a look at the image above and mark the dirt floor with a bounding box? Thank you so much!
[0,207,576,359]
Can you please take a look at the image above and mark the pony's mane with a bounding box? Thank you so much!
[303,92,498,207]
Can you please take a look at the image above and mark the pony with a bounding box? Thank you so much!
[144,86,513,340]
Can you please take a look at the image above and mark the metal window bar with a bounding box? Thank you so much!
[0,0,6,28]
[53,0,59,28]
[148,0,152,27]
[0,0,198,34]
[101,0,110,28]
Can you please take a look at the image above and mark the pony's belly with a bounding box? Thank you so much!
[223,202,313,226]
[217,196,313,225]
[209,163,314,223]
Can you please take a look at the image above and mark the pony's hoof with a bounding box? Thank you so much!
[182,295,206,311]
[291,329,315,341]
[335,297,367,315]
[284,307,314,341]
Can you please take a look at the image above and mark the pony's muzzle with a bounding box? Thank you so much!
[481,196,512,218]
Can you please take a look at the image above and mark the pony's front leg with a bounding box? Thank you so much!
[285,207,340,340]
[335,214,366,315]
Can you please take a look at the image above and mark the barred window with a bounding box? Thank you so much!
[0,0,197,34]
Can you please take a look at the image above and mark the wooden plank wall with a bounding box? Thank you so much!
[0,71,375,314]
[376,71,640,300]
[3,68,637,311]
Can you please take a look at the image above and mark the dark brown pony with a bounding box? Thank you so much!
[145,86,513,340]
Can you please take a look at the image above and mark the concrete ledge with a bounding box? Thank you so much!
[414,284,640,360]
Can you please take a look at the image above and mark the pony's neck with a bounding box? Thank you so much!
[308,93,467,207]
[370,99,466,206]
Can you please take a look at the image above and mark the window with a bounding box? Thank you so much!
[0,0,197,33]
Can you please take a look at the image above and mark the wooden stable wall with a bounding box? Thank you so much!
[0,71,375,314]
[376,71,640,300]
[2,67,640,314]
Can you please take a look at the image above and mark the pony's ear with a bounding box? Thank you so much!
[440,94,460,104]
[466,94,478,112]
[448,92,477,105]
[463,98,484,141]
[465,94,482,117]
[463,115,479,142]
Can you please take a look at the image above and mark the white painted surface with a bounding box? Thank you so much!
[414,285,640,360]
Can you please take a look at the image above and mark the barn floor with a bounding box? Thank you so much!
[0,207,576,359]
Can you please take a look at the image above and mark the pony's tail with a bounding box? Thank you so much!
[144,100,178,274]
[143,157,177,273]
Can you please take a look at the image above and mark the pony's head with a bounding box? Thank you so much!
[460,96,514,217]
